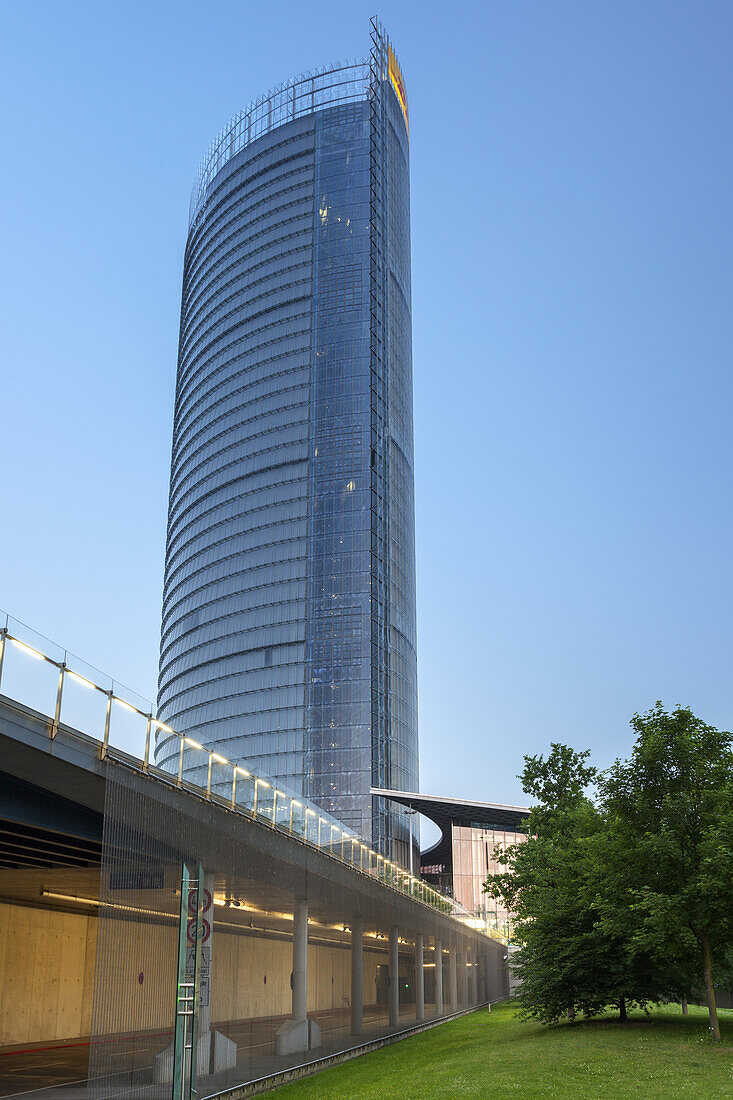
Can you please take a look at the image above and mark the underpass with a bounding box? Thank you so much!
[0,617,507,1098]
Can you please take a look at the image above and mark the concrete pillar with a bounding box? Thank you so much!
[449,940,458,1010]
[274,898,321,1055]
[470,946,478,1004]
[459,943,467,1006]
[351,918,364,1036]
[434,938,444,1016]
[292,898,308,1020]
[465,944,471,1005]
[463,944,469,1005]
[415,933,425,1022]
[389,925,400,1028]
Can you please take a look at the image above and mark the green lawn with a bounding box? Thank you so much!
[260,1002,733,1099]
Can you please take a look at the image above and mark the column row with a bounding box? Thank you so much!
[274,903,493,1053]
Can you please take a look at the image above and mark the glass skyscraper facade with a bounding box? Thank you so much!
[157,21,418,867]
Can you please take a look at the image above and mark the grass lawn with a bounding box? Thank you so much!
[259,1001,733,1099]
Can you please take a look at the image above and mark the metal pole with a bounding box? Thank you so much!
[101,691,112,759]
[199,871,215,1039]
[0,627,7,693]
[143,715,152,771]
[51,664,65,739]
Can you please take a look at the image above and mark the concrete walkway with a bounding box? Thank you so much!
[0,1003,434,1098]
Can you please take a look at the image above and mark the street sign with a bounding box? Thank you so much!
[199,946,210,1008]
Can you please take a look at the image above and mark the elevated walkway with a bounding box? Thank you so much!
[0,614,508,1098]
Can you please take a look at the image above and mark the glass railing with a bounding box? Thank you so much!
[0,609,505,931]
[452,908,511,944]
[190,59,370,226]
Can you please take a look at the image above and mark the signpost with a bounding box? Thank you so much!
[173,862,204,1100]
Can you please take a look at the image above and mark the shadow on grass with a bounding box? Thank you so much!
[510,1002,733,1047]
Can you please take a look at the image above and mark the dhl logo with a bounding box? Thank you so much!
[388,46,409,137]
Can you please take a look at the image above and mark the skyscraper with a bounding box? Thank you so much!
[157,20,417,867]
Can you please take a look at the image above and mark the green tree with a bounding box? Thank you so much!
[600,704,733,1041]
[485,744,661,1024]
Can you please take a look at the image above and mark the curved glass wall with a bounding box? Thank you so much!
[158,21,418,867]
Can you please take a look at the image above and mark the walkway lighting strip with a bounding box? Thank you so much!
[67,670,95,689]
[39,890,174,921]
[10,638,45,660]
[0,614,501,938]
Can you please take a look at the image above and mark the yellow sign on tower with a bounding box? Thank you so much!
[388,46,409,137]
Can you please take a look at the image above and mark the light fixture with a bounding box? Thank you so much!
[67,670,95,689]
[39,890,171,920]
[40,889,97,906]
[115,697,138,714]
[11,638,44,660]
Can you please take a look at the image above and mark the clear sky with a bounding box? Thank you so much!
[2,1,732,813]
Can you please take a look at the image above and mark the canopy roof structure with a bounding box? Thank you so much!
[371,789,529,835]
[371,788,530,873]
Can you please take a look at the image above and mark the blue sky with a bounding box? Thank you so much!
[2,1,732,811]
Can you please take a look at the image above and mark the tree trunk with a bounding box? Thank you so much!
[567,1006,575,1021]
[619,997,627,1023]
[681,1000,688,1016]
[700,932,720,1041]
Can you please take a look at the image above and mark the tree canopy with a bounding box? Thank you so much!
[485,705,733,1038]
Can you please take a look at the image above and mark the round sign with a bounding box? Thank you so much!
[187,916,211,945]
[188,887,212,915]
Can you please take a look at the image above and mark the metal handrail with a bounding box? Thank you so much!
[189,59,370,229]
[0,609,506,940]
